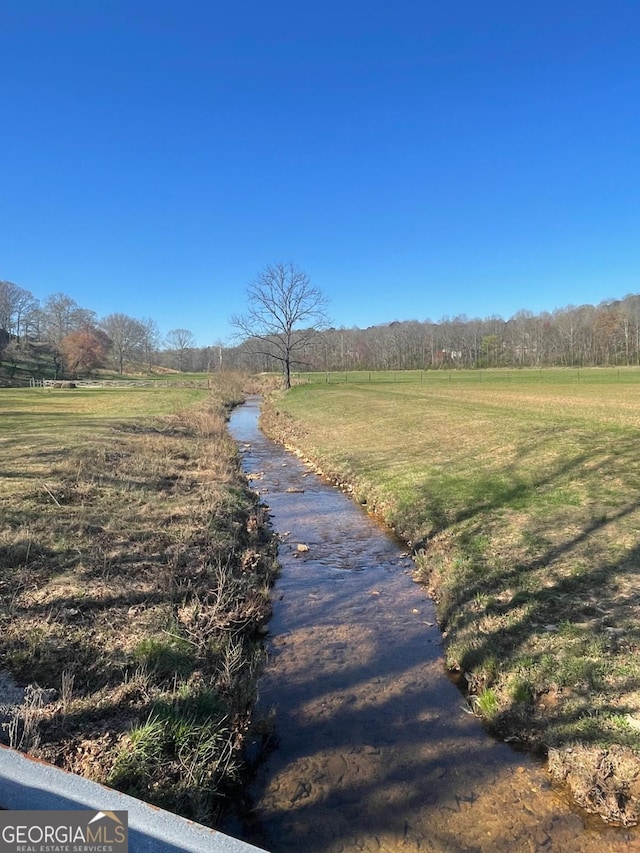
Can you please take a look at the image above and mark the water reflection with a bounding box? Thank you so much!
[226,398,635,853]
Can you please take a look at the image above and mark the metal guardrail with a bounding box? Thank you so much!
[0,744,267,853]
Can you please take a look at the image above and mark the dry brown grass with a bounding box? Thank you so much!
[0,382,277,825]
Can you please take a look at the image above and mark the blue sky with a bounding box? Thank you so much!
[2,1,639,346]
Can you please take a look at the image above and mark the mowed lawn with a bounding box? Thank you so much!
[0,386,214,507]
[0,385,209,436]
[265,370,640,824]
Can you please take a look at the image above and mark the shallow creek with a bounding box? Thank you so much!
[225,398,636,853]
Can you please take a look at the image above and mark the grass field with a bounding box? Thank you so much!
[0,380,277,825]
[263,369,640,825]
[295,366,640,387]
[0,384,209,423]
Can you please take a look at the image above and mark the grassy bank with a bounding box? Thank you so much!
[0,378,277,825]
[262,371,640,825]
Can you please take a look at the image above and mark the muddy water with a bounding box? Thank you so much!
[226,398,636,853]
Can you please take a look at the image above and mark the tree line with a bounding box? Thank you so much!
[0,282,214,378]
[4,276,640,381]
[231,292,640,374]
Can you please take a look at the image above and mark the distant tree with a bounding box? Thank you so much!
[101,313,147,374]
[41,293,96,345]
[0,329,9,360]
[2,340,24,378]
[165,328,196,372]
[0,281,18,331]
[0,281,38,340]
[506,310,536,367]
[21,300,43,342]
[231,262,330,388]
[188,345,209,372]
[29,340,57,377]
[213,338,227,372]
[140,318,161,371]
[60,327,111,377]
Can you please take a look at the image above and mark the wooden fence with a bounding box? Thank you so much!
[29,378,212,389]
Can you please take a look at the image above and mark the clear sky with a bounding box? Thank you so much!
[2,1,639,346]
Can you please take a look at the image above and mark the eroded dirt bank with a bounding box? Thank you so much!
[224,397,638,853]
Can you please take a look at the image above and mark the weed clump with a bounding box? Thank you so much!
[108,687,235,822]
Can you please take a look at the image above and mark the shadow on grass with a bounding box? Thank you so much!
[399,428,640,792]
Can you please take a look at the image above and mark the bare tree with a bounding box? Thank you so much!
[140,318,161,371]
[101,313,147,374]
[2,339,23,379]
[165,328,196,372]
[231,262,330,388]
[0,281,38,340]
[41,293,96,345]
[506,310,536,367]
[213,338,227,372]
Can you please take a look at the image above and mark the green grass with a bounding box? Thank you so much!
[262,369,640,824]
[295,366,640,387]
[108,686,233,821]
[0,386,210,427]
[0,387,224,492]
[132,635,197,679]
